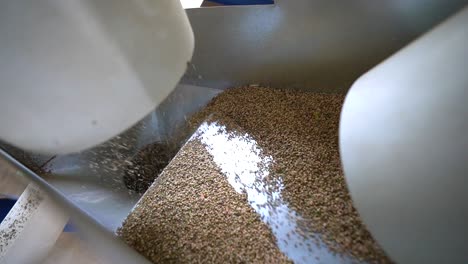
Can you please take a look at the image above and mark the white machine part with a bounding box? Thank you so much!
[340,6,468,264]
[0,0,194,154]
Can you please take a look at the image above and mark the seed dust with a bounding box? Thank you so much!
[123,142,176,193]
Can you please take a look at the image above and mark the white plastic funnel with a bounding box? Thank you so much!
[340,7,468,264]
[0,0,194,154]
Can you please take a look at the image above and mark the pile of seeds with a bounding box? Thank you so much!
[190,86,391,262]
[123,142,176,193]
[118,86,392,263]
[118,137,291,263]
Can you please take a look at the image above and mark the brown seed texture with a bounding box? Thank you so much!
[118,138,291,263]
[189,86,392,263]
[118,86,392,263]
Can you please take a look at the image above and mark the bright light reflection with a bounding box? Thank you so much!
[195,121,353,264]
[179,0,203,9]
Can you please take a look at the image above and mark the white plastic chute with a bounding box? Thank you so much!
[0,0,194,154]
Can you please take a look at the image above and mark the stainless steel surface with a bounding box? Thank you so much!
[0,0,467,262]
[0,83,222,232]
[183,0,467,92]
[0,149,151,264]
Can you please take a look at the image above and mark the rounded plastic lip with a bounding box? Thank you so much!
[0,0,194,155]
[339,6,468,264]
